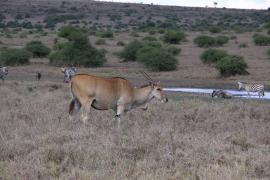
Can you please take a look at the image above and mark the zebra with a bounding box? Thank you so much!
[237,82,264,97]
[61,67,77,83]
[211,90,232,99]
[35,72,42,81]
[0,67,8,82]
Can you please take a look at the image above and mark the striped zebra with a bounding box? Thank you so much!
[211,90,232,99]
[237,82,264,97]
[61,67,77,83]
[0,67,8,82]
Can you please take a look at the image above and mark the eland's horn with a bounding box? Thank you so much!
[141,71,153,82]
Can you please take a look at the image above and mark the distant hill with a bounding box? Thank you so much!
[0,0,269,32]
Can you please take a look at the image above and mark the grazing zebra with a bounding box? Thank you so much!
[36,72,42,81]
[211,90,232,99]
[237,82,264,97]
[0,67,8,82]
[61,67,77,83]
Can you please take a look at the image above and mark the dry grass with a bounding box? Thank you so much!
[0,80,270,179]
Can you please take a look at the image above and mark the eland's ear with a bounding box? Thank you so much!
[61,67,65,73]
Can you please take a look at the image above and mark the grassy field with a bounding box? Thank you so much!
[0,80,270,179]
[1,0,270,179]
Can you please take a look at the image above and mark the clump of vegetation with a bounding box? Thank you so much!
[166,46,181,55]
[253,34,270,46]
[239,43,248,48]
[118,40,143,61]
[25,41,50,57]
[142,36,157,41]
[216,36,229,46]
[267,48,270,59]
[119,40,179,71]
[95,39,106,45]
[216,55,248,76]
[97,31,114,38]
[136,46,178,71]
[200,49,228,64]
[194,35,216,47]
[0,48,31,66]
[163,30,185,44]
[49,26,106,67]
[209,26,222,33]
[194,35,229,47]
[117,41,125,46]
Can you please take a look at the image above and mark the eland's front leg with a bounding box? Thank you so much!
[116,105,125,128]
[80,98,93,124]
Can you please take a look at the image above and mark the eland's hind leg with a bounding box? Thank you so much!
[80,98,93,124]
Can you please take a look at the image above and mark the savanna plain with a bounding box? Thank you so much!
[1,0,270,179]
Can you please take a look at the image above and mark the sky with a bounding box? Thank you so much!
[100,0,270,9]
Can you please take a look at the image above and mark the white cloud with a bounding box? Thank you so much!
[100,0,270,9]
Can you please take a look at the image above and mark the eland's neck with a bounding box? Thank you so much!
[133,86,153,106]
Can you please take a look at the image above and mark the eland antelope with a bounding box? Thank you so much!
[61,67,77,83]
[68,72,168,125]
[237,82,264,98]
[0,67,8,82]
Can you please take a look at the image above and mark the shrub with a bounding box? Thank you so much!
[117,41,125,46]
[253,34,270,46]
[163,30,185,44]
[216,55,248,76]
[95,39,106,45]
[0,48,31,66]
[98,31,114,38]
[25,41,50,57]
[239,43,248,48]
[49,26,106,67]
[142,36,157,41]
[118,40,143,61]
[194,35,216,47]
[209,26,222,33]
[136,46,178,71]
[267,48,270,58]
[216,36,229,46]
[268,29,270,35]
[200,49,228,64]
[166,46,181,55]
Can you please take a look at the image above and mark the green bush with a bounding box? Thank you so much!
[209,26,222,33]
[239,43,248,48]
[49,26,106,67]
[25,41,50,57]
[163,30,185,44]
[118,40,143,61]
[117,41,125,46]
[98,31,114,38]
[194,35,216,47]
[216,36,229,46]
[142,36,157,41]
[136,46,178,71]
[95,39,106,45]
[253,34,270,46]
[216,55,248,76]
[268,29,270,35]
[267,48,270,58]
[200,49,228,64]
[0,48,31,66]
[166,46,181,55]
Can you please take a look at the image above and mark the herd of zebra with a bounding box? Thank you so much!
[0,66,265,99]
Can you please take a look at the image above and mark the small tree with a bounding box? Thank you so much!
[49,26,106,67]
[216,36,229,46]
[25,41,50,57]
[200,49,228,64]
[194,35,216,47]
[209,26,222,33]
[0,48,31,66]
[136,46,178,71]
[118,40,143,61]
[216,55,248,76]
[163,30,185,44]
[253,34,270,46]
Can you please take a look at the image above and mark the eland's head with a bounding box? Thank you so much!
[142,71,168,103]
